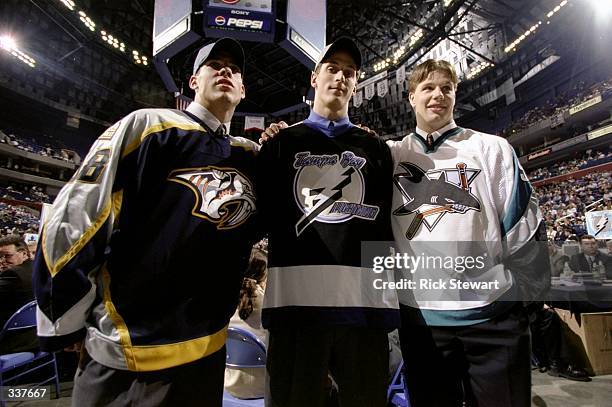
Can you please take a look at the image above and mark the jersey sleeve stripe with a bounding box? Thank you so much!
[44,199,113,277]
[500,155,533,238]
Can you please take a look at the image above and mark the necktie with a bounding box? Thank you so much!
[426,134,434,151]
[215,125,227,138]
[328,121,335,136]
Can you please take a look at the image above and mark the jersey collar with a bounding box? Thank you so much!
[185,102,231,135]
[412,121,463,153]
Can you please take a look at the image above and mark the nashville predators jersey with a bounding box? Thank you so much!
[34,107,260,371]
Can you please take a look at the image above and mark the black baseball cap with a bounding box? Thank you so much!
[192,37,245,75]
[315,37,362,71]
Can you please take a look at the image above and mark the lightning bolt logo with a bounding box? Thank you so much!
[594,215,609,236]
[295,168,355,236]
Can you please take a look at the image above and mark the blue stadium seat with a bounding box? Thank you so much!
[0,301,60,407]
[387,360,411,407]
[222,327,266,407]
[225,327,266,368]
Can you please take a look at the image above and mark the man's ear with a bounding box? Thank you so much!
[408,91,416,108]
[189,74,198,91]
[240,83,246,100]
[310,71,318,90]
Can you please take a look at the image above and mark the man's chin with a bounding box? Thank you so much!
[323,96,348,109]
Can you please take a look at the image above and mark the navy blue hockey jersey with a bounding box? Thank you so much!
[34,107,259,371]
[257,124,400,330]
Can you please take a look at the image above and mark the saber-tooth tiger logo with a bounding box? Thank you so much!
[168,167,256,229]
[393,162,481,239]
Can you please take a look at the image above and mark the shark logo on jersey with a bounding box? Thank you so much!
[168,166,256,229]
[293,151,379,236]
[393,162,481,239]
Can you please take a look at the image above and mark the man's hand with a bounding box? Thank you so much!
[259,121,288,143]
[64,341,83,353]
[356,124,379,137]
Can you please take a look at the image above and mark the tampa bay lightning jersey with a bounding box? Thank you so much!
[258,123,400,330]
[34,106,260,371]
[387,124,547,326]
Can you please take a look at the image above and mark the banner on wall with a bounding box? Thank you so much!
[396,65,406,85]
[376,80,388,97]
[364,83,375,100]
[244,116,265,131]
[585,210,612,239]
[353,90,363,107]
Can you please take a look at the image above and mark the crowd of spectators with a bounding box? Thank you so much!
[535,171,611,241]
[528,149,612,181]
[0,128,80,164]
[0,202,41,237]
[500,77,612,137]
[0,182,51,203]
[0,154,74,180]
[0,181,49,238]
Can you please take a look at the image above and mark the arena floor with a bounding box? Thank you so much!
[7,371,612,407]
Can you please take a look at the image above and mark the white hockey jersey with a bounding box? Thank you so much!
[386,122,547,326]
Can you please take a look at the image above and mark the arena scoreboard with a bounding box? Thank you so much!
[153,0,325,93]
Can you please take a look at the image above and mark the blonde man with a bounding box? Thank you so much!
[387,59,548,407]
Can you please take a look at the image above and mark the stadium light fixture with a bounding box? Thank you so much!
[78,10,96,31]
[60,0,75,11]
[505,0,571,54]
[0,34,36,68]
[0,35,16,51]
[584,0,612,16]
[57,1,148,68]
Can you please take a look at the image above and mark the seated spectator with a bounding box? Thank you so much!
[548,243,569,277]
[569,235,612,278]
[24,233,39,259]
[224,242,268,400]
[0,235,38,353]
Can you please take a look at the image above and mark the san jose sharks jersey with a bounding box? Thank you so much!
[258,124,400,330]
[34,107,260,371]
[387,126,549,326]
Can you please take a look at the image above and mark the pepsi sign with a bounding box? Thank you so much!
[204,2,274,43]
[207,8,271,32]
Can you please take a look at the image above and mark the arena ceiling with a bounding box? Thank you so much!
[0,0,577,125]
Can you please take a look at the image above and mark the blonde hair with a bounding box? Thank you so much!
[408,59,459,93]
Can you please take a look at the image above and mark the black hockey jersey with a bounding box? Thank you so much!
[257,123,400,330]
[34,107,260,371]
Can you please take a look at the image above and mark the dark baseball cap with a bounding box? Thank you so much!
[192,37,245,75]
[315,37,362,71]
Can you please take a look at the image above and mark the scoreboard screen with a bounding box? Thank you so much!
[207,0,272,13]
[204,0,276,42]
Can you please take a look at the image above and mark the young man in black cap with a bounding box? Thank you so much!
[257,37,399,407]
[34,37,260,406]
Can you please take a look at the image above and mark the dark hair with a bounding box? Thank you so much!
[0,235,28,252]
[238,248,268,321]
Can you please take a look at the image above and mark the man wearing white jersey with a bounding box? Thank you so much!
[386,59,549,407]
